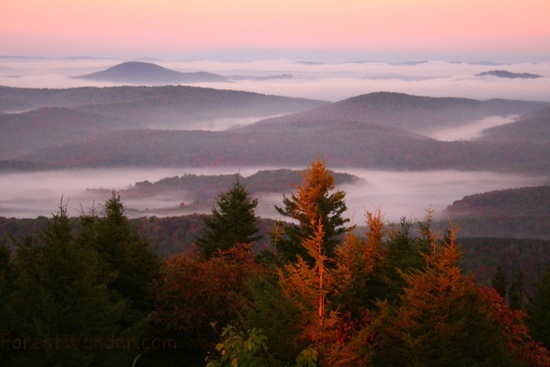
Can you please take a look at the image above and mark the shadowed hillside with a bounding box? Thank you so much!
[445,185,550,217]
[0,107,126,159]
[0,85,327,140]
[20,128,550,173]
[245,92,550,134]
[478,107,550,143]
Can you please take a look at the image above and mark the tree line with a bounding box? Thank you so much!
[2,157,550,366]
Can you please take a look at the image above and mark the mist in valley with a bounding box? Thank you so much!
[425,115,520,141]
[0,167,546,224]
[1,58,550,103]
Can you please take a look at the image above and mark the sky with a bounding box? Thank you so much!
[1,0,549,61]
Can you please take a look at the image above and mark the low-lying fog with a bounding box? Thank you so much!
[425,115,519,141]
[0,167,546,223]
[1,58,549,102]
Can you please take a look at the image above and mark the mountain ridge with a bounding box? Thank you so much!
[72,61,229,84]
[245,92,550,134]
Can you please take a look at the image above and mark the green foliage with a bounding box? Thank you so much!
[508,270,526,310]
[244,273,307,364]
[206,325,269,367]
[372,229,520,367]
[196,175,263,259]
[0,196,162,366]
[528,261,550,348]
[294,346,318,367]
[206,325,318,367]
[93,193,160,323]
[492,265,508,300]
[5,203,131,366]
[366,217,430,306]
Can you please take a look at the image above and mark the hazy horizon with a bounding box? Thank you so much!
[2,1,549,62]
[1,57,550,103]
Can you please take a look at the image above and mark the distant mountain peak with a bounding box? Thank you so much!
[72,61,228,84]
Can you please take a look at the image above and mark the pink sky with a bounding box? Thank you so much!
[1,0,549,60]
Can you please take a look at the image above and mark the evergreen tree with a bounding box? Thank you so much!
[6,204,130,367]
[528,261,550,348]
[492,265,508,301]
[0,240,14,363]
[373,227,519,367]
[508,269,526,310]
[93,193,160,328]
[195,174,262,259]
[275,157,350,263]
[367,217,430,306]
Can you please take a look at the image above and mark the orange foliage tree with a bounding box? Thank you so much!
[274,156,351,263]
[373,226,521,366]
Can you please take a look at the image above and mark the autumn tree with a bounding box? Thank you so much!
[480,287,550,367]
[320,209,386,366]
[275,157,350,263]
[154,244,263,365]
[373,227,519,367]
[195,175,262,259]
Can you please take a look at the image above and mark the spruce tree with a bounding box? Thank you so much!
[195,174,262,259]
[508,269,526,310]
[93,193,160,328]
[6,203,130,366]
[373,228,518,367]
[492,265,508,301]
[275,157,350,263]
[528,262,550,348]
[0,240,14,363]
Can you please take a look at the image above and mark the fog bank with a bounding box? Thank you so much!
[0,167,545,223]
[1,58,549,102]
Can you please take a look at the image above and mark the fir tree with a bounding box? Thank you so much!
[528,261,550,348]
[492,265,508,301]
[93,193,160,328]
[508,269,526,310]
[195,174,262,259]
[6,203,130,366]
[373,227,519,367]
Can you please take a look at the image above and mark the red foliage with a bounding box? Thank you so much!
[154,244,264,334]
[478,286,550,367]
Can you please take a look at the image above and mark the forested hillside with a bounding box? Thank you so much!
[0,107,126,159]
[478,108,550,143]
[4,89,547,173]
[21,128,550,173]
[445,186,550,217]
[0,85,326,125]
[245,92,550,134]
